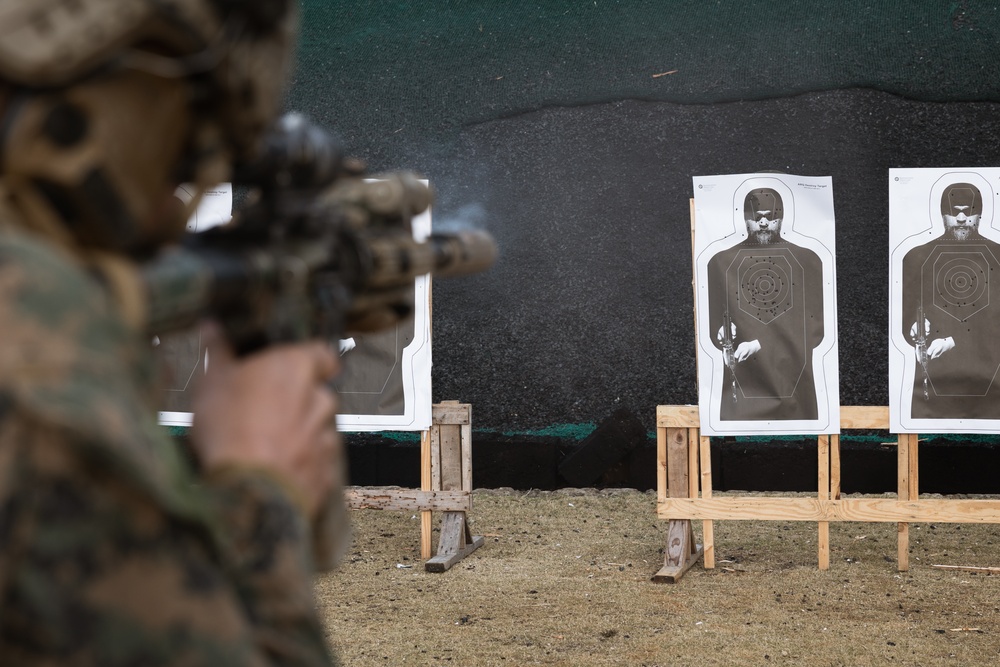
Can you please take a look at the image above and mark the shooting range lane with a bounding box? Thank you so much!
[413,90,1000,432]
[289,2,1000,435]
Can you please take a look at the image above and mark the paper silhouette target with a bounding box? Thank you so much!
[889,169,1000,433]
[693,174,840,436]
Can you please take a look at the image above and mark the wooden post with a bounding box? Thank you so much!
[897,433,910,571]
[818,435,830,570]
[657,426,668,505]
[420,429,433,559]
[831,434,841,501]
[699,435,714,569]
[897,433,919,572]
[652,425,703,582]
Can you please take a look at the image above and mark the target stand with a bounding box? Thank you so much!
[654,200,1000,582]
[345,401,483,572]
[654,404,1000,582]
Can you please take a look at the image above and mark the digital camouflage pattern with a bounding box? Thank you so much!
[0,221,337,665]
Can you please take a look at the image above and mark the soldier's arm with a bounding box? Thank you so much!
[0,417,335,666]
[0,238,336,666]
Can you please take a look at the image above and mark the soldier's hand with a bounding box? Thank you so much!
[191,322,341,517]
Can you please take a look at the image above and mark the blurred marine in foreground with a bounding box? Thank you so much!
[0,0,495,664]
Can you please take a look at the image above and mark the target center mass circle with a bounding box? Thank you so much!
[936,256,986,307]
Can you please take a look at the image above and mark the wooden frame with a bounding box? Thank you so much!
[346,401,484,572]
[654,404,1000,582]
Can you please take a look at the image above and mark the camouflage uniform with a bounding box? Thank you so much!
[0,224,337,664]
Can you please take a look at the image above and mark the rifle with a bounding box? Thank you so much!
[720,309,738,403]
[912,306,930,401]
[140,114,497,569]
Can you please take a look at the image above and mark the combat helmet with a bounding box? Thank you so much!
[0,0,298,254]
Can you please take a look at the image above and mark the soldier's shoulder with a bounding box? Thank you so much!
[0,228,116,325]
[0,228,147,435]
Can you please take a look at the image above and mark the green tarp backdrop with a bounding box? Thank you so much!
[291,1,1000,161]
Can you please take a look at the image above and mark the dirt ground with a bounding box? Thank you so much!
[316,489,1000,666]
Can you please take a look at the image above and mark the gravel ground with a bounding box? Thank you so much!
[318,489,1000,666]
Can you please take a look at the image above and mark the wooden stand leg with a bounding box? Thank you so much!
[653,426,703,583]
[425,402,483,572]
[425,511,485,572]
[818,435,830,570]
[699,434,715,569]
[831,434,841,502]
[420,430,433,560]
[897,433,911,571]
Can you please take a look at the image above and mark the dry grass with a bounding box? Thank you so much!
[317,490,1000,666]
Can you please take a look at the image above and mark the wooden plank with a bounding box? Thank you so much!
[839,405,890,430]
[898,521,910,571]
[430,423,442,492]
[898,433,910,571]
[909,433,919,499]
[667,428,689,499]
[461,422,473,493]
[831,434,841,500]
[420,429,433,560]
[657,405,700,429]
[931,564,1000,574]
[657,498,1000,523]
[656,427,667,504]
[432,402,471,425]
[440,423,463,491]
[687,428,699,498]
[818,435,830,571]
[346,488,472,512]
[658,404,889,429]
[700,435,715,569]
[898,434,910,499]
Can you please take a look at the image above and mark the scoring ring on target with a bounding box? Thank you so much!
[931,251,991,319]
[743,266,788,305]
[736,255,795,324]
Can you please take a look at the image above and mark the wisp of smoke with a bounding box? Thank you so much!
[433,202,488,233]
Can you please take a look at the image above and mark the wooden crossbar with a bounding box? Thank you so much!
[658,498,1000,523]
[656,404,890,430]
[346,489,472,512]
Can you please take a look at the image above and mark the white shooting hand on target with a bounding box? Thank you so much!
[716,323,737,344]
[734,340,761,362]
[926,336,955,359]
[908,319,930,341]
